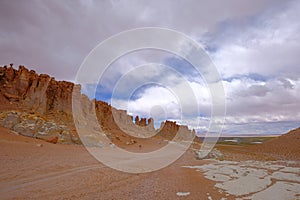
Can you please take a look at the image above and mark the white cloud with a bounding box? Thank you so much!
[1,0,299,134]
[112,85,181,120]
[209,0,300,79]
[223,78,300,122]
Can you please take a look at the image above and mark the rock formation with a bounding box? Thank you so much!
[0,111,75,144]
[0,65,195,144]
[0,65,74,114]
[158,120,195,141]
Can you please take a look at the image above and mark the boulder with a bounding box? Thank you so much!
[196,148,224,160]
[46,137,58,144]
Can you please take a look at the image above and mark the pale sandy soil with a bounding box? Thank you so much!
[0,126,227,200]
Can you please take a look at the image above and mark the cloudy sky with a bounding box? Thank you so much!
[1,0,300,135]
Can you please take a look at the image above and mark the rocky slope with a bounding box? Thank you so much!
[0,65,195,144]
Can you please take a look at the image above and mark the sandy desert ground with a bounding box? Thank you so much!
[0,126,223,200]
[1,125,300,200]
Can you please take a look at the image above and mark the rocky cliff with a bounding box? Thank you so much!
[0,65,195,144]
[0,65,74,114]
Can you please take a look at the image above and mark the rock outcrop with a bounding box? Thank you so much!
[0,65,74,114]
[159,121,180,136]
[157,120,196,140]
[0,65,195,144]
[196,148,224,160]
[0,111,77,144]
